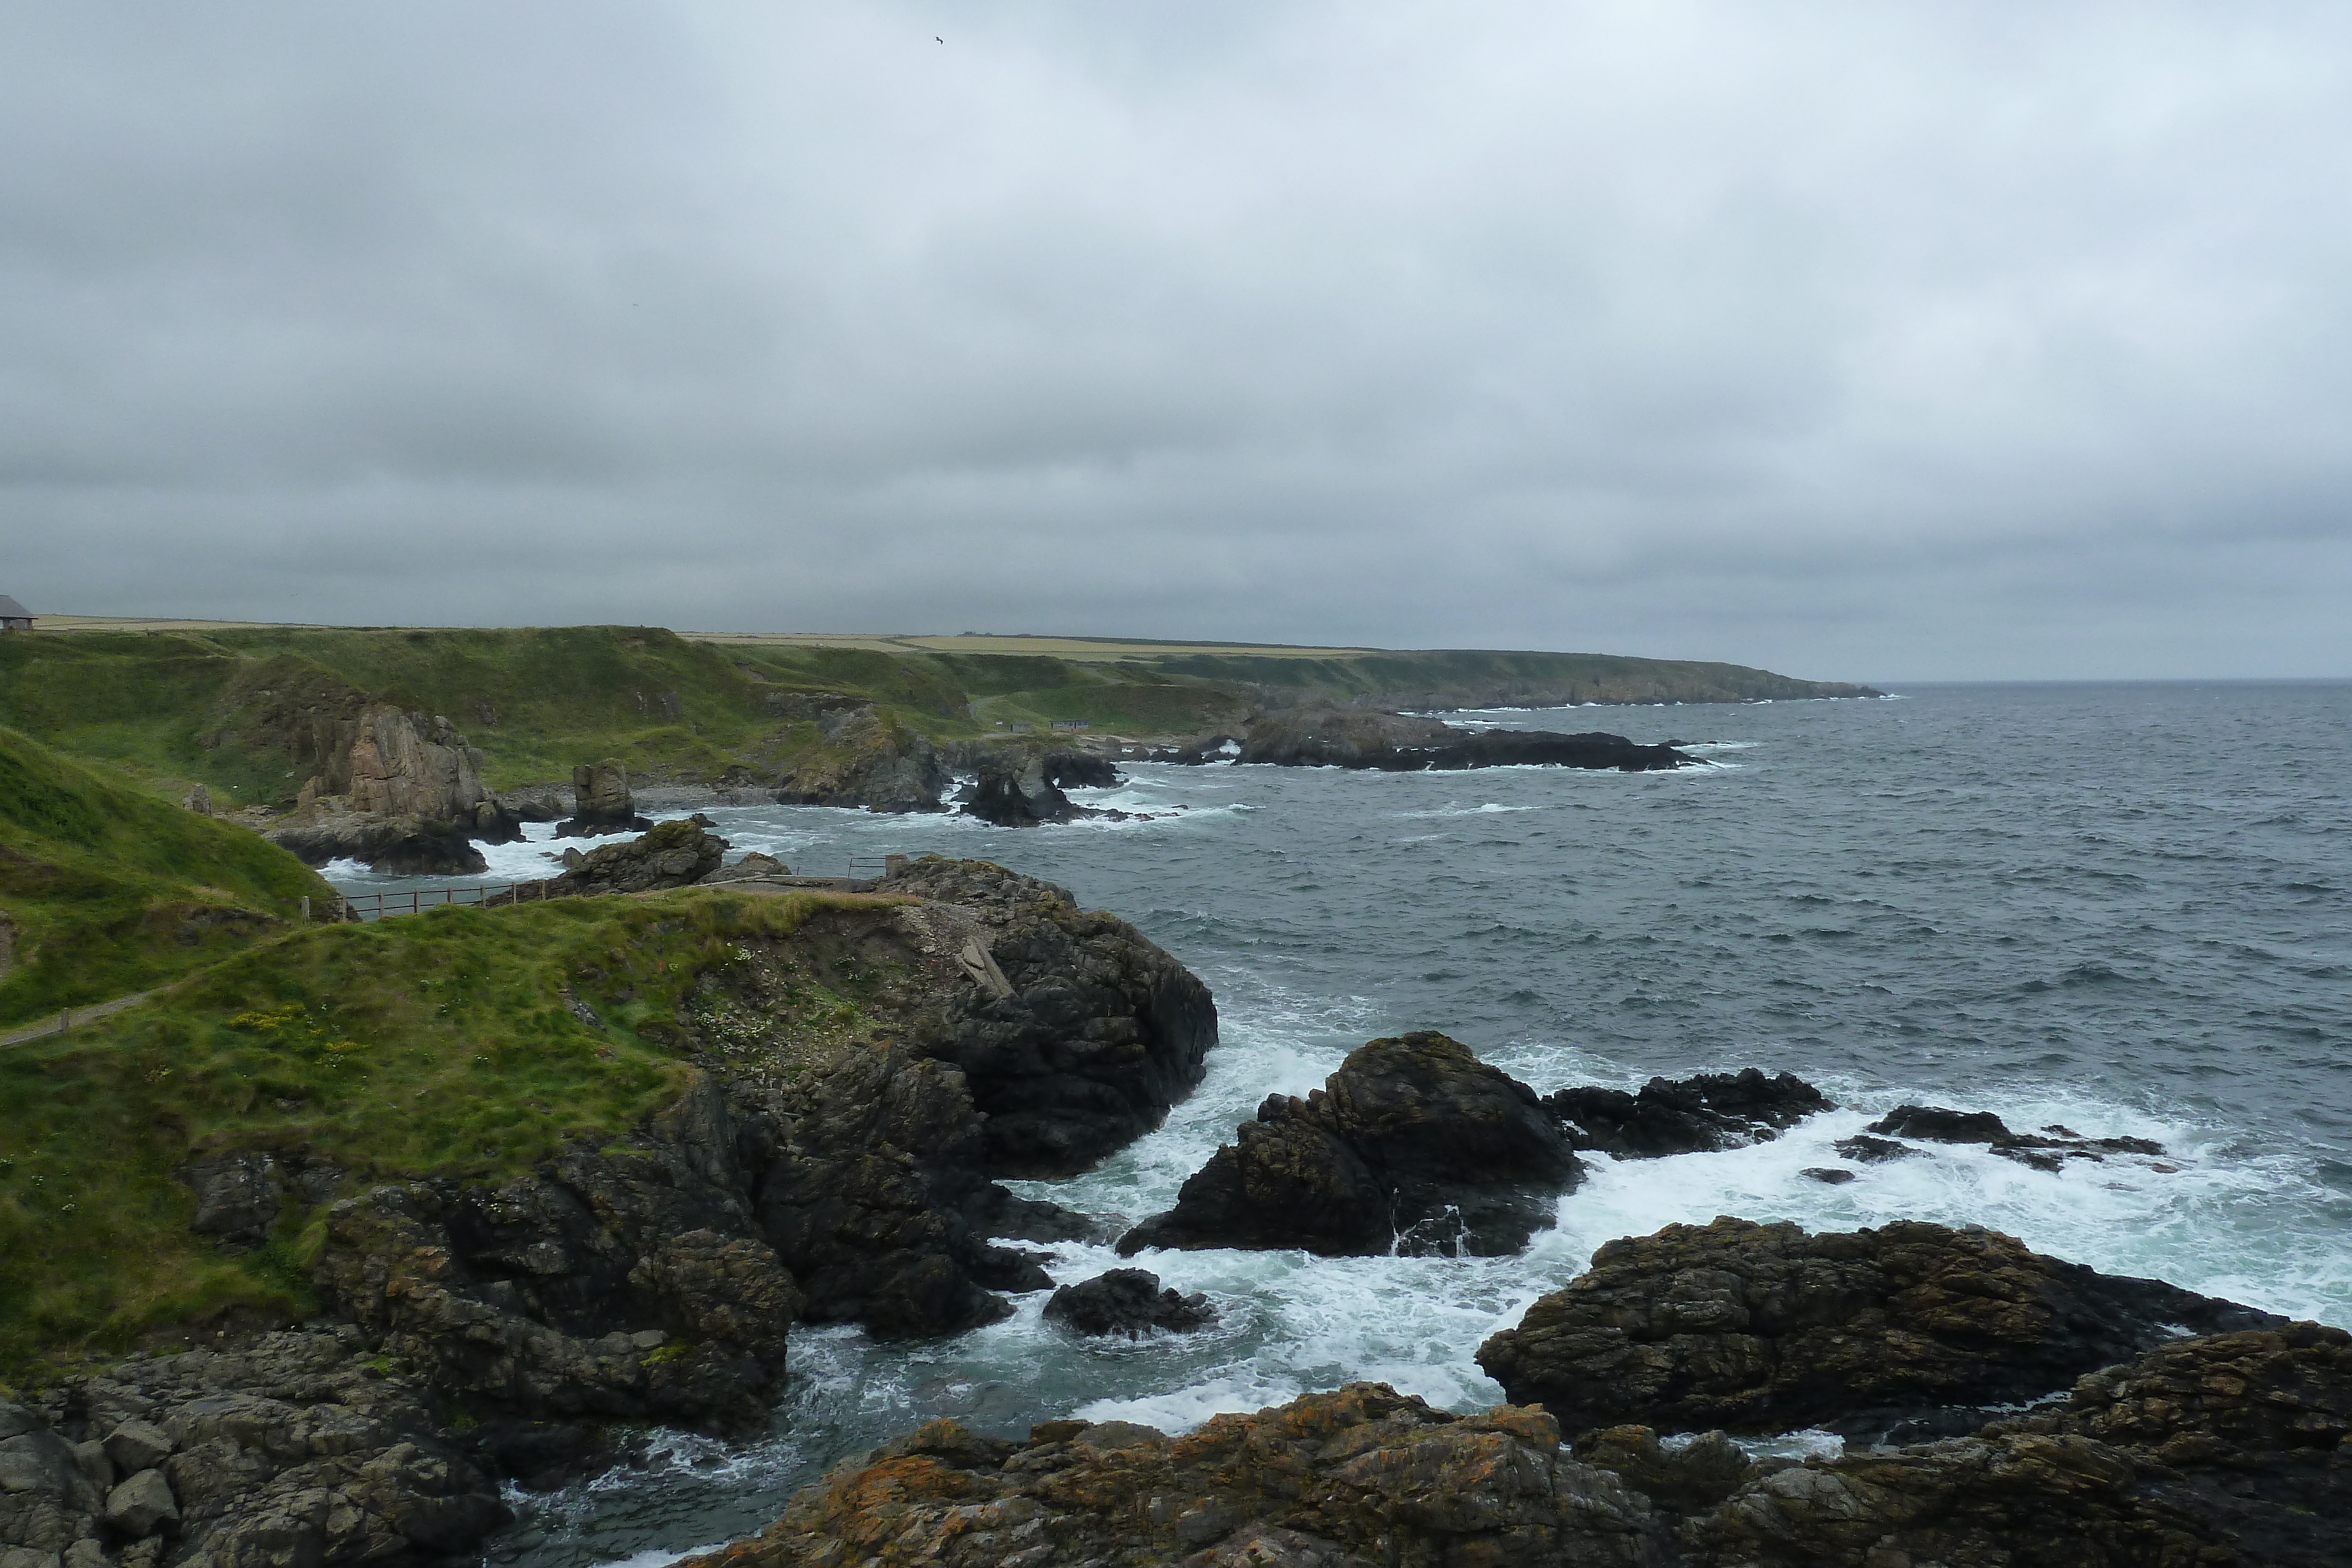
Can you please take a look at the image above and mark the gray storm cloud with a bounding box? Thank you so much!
[4,0,2349,678]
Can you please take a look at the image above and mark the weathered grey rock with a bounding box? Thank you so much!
[0,1549,61,1568]
[555,760,653,839]
[0,1432,97,1512]
[101,1472,175,1538]
[175,1156,279,1247]
[531,820,726,897]
[63,1446,106,1495]
[99,1425,170,1480]
[698,851,789,884]
[676,1385,1675,1568]
[265,801,488,877]
[0,1408,31,1443]
[773,709,950,813]
[57,1540,102,1568]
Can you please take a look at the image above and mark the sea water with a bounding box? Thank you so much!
[327,681,2352,1567]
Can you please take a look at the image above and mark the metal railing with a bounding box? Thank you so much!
[335,882,553,921]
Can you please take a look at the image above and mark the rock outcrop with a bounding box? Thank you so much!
[553,760,653,838]
[873,857,1218,1175]
[676,1320,2352,1568]
[1476,1217,2281,1443]
[678,1385,1675,1568]
[774,708,949,813]
[298,857,1215,1433]
[1118,1031,1582,1258]
[1544,1070,1830,1158]
[1680,1320,2352,1567]
[264,800,489,877]
[0,1328,508,1568]
[257,701,523,872]
[957,748,1129,827]
[536,820,726,896]
[1230,706,1693,772]
[1041,1270,1215,1338]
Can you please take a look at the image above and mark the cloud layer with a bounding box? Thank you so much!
[6,1,2350,678]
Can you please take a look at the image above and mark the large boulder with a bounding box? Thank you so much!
[1544,1069,1830,1158]
[1118,1031,1582,1258]
[554,759,654,838]
[1235,706,1693,772]
[961,753,1093,826]
[676,1385,1674,1568]
[1041,1269,1215,1338]
[774,708,949,813]
[1475,1217,2281,1443]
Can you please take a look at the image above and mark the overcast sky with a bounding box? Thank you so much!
[5,2,2350,680]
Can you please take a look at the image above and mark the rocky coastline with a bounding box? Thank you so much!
[10,852,2343,1568]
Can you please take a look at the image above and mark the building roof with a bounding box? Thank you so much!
[0,596,31,620]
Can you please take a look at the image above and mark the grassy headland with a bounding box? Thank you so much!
[0,728,336,1028]
[2,623,1875,811]
[0,887,898,1374]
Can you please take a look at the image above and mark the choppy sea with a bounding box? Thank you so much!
[326,680,2352,1568]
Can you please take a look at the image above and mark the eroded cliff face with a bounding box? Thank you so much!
[251,688,519,874]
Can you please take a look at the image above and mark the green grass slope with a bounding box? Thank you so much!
[0,887,890,1373]
[0,729,336,1028]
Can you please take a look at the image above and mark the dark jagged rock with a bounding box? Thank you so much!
[0,1327,509,1568]
[1233,706,1693,772]
[1475,1217,2281,1443]
[1572,1426,1757,1514]
[1544,1069,1830,1158]
[774,708,949,813]
[1041,1269,1215,1338]
[554,758,654,838]
[958,748,1130,827]
[265,803,489,875]
[1866,1104,2170,1171]
[964,753,1087,826]
[874,856,1218,1175]
[534,820,726,895]
[1683,1321,2352,1567]
[1800,1166,1856,1184]
[676,1385,1675,1568]
[1118,1031,1582,1258]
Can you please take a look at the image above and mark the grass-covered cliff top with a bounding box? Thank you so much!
[0,887,900,1376]
[0,622,1875,810]
[0,728,336,1028]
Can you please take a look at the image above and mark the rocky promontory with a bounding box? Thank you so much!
[773,707,949,813]
[674,1318,2352,1566]
[1118,1031,1582,1258]
[261,706,522,875]
[1224,706,1695,772]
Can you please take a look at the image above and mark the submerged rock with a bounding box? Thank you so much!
[1118,1031,1582,1258]
[1041,1269,1215,1338]
[676,1384,1675,1568]
[1545,1069,1830,1158]
[1475,1216,2281,1443]
[1234,705,1693,771]
[1865,1103,2169,1172]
